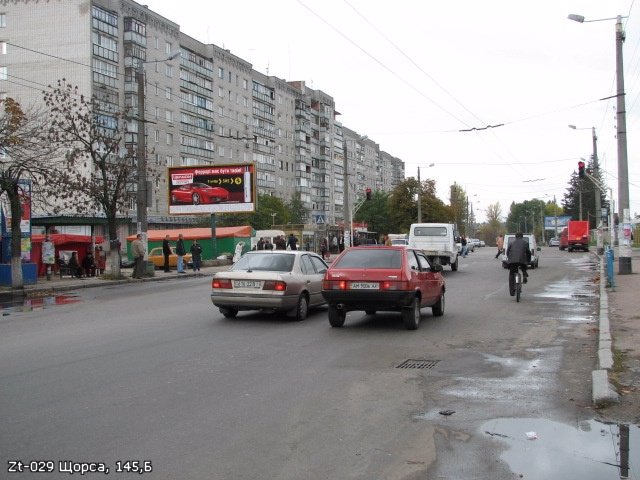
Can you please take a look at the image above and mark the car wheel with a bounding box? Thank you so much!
[451,257,458,271]
[192,193,201,205]
[402,296,421,330]
[328,305,346,327]
[291,293,309,321]
[365,310,376,315]
[219,307,238,318]
[432,290,445,317]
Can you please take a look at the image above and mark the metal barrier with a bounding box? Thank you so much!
[606,245,615,288]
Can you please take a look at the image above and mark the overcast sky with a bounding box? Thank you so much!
[144,0,640,223]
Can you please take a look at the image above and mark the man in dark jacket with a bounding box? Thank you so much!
[162,235,172,272]
[176,233,186,273]
[506,232,532,295]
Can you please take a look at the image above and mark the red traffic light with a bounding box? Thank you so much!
[365,188,372,201]
[578,161,585,178]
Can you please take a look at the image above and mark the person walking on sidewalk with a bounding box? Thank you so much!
[176,234,186,273]
[190,239,203,272]
[131,234,145,279]
[162,235,172,272]
[495,234,504,259]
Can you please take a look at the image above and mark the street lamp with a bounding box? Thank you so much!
[569,13,632,273]
[270,212,277,227]
[417,163,435,223]
[135,50,180,271]
[569,124,604,254]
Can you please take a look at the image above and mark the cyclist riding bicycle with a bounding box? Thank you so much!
[506,232,532,296]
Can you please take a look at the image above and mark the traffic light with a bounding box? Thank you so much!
[365,188,372,201]
[578,161,585,178]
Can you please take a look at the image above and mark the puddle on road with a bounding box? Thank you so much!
[0,294,81,314]
[482,417,639,479]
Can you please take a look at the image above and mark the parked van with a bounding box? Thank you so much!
[501,233,540,269]
[408,223,459,271]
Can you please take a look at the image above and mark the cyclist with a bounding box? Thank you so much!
[506,232,531,296]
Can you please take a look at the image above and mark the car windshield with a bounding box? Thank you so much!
[334,249,402,269]
[233,253,294,272]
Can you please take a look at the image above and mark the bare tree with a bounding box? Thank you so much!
[43,80,139,278]
[0,98,63,288]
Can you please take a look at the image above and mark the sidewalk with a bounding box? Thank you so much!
[0,262,233,297]
[593,247,640,421]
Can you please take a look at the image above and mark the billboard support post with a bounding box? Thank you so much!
[210,213,217,260]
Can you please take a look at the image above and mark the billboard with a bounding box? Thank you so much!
[168,164,256,215]
[544,215,572,231]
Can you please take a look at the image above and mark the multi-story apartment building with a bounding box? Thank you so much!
[0,0,404,238]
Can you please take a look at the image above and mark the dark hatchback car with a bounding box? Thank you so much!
[321,246,445,330]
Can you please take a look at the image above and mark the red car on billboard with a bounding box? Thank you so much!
[170,182,230,205]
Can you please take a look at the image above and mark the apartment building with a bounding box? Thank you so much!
[0,0,404,232]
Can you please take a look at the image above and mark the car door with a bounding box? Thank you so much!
[415,250,440,305]
[301,254,327,307]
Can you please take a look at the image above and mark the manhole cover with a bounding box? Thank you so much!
[396,359,440,369]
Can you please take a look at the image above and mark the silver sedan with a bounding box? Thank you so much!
[211,250,328,321]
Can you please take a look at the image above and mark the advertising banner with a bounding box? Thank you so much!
[168,164,256,215]
[544,215,572,231]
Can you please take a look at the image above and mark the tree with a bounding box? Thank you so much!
[43,80,139,278]
[387,178,420,232]
[505,199,546,239]
[477,202,504,246]
[449,183,467,233]
[286,192,309,225]
[562,158,608,229]
[354,189,392,235]
[0,98,61,288]
[214,194,288,230]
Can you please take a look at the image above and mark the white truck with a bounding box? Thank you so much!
[408,223,459,271]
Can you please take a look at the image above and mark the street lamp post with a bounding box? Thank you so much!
[271,213,277,227]
[568,13,631,272]
[135,51,180,274]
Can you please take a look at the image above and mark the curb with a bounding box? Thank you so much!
[592,254,619,406]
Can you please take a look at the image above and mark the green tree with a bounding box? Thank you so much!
[562,158,608,229]
[449,183,467,233]
[354,189,391,236]
[286,192,308,224]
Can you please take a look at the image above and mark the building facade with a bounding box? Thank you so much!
[0,0,404,235]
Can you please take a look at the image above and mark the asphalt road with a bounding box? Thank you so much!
[2,247,619,479]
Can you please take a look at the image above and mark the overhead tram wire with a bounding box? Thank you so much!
[295,0,472,129]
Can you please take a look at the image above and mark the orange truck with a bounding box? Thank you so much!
[567,220,590,252]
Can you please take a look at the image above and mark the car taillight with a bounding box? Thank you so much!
[323,280,348,290]
[380,281,410,290]
[263,280,286,291]
[212,278,232,289]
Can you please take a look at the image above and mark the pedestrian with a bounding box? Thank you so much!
[383,234,392,246]
[264,238,273,250]
[176,233,186,273]
[287,233,298,250]
[95,245,106,275]
[82,252,96,277]
[257,237,265,250]
[131,233,145,278]
[162,234,172,272]
[495,234,504,259]
[233,241,245,263]
[190,239,203,272]
[68,251,84,278]
[338,234,345,252]
[42,234,55,280]
[460,236,468,258]
[320,238,328,260]
[274,235,286,250]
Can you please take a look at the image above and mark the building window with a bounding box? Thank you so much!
[166,133,173,145]
[218,67,224,79]
[165,110,173,123]
[166,155,173,167]
[0,42,6,54]
[0,14,6,28]
[0,66,8,80]
[165,42,172,55]
[165,65,173,77]
[165,87,171,99]
[154,130,159,142]
[218,146,224,157]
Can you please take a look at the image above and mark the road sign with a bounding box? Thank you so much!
[314,215,325,225]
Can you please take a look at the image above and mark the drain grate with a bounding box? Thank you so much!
[396,359,440,369]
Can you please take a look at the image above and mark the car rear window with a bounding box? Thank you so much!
[333,249,402,269]
[233,253,294,272]
[413,226,447,236]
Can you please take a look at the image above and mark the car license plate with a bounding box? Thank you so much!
[350,282,379,290]
[233,280,262,289]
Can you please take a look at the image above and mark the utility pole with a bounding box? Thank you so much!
[342,140,351,248]
[417,166,422,223]
[135,63,149,269]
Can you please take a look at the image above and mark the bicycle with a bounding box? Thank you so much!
[508,264,526,302]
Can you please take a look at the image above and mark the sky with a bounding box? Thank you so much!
[143,0,640,223]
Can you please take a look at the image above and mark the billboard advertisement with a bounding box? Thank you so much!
[544,215,572,231]
[168,164,256,215]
